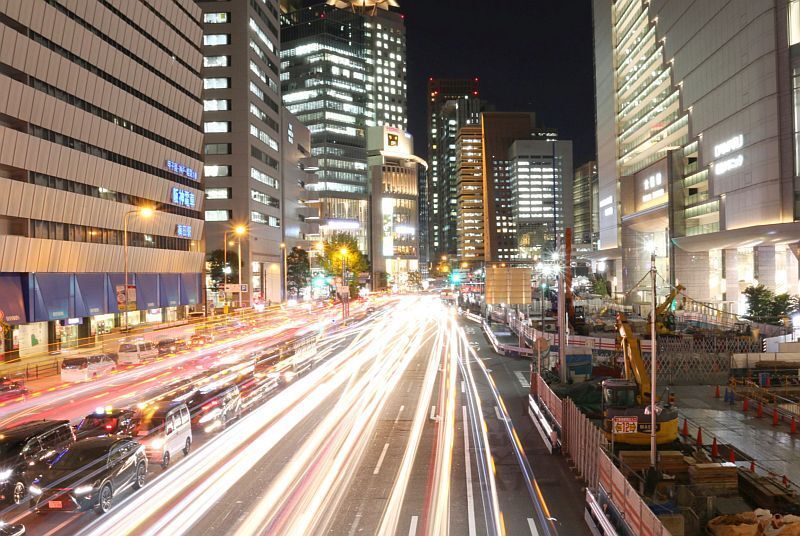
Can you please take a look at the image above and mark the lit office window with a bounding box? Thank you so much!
[204,99,230,111]
[204,165,231,177]
[204,78,230,89]
[206,188,231,200]
[205,210,231,221]
[203,34,230,46]
[204,12,229,24]
[204,55,230,68]
[204,121,231,133]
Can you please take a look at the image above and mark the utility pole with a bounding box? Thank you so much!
[650,250,658,468]
[557,244,567,384]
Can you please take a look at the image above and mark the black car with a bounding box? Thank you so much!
[0,378,28,403]
[0,420,75,504]
[30,437,147,514]
[156,338,187,355]
[175,384,242,434]
[74,409,139,440]
[0,522,24,536]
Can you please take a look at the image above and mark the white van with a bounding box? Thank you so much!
[136,401,192,469]
[117,340,158,364]
[60,354,116,382]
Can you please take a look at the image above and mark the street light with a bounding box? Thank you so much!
[340,247,349,319]
[280,242,288,303]
[223,225,247,310]
[123,207,155,332]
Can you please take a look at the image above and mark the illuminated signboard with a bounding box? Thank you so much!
[166,160,199,181]
[387,133,399,147]
[713,134,744,176]
[172,188,196,208]
[599,195,614,217]
[176,224,192,238]
[641,172,665,203]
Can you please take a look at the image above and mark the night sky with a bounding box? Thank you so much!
[401,0,596,166]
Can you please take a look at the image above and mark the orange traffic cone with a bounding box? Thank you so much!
[750,460,756,472]
[696,427,703,448]
[711,437,719,458]
[680,418,689,438]
[714,385,721,398]
[773,409,779,427]
[743,398,749,412]
[729,448,736,463]
[757,401,763,418]
[791,417,797,435]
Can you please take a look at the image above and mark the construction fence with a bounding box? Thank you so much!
[531,373,670,536]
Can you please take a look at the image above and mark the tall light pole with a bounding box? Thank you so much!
[123,207,154,332]
[222,225,247,310]
[280,243,288,302]
[340,247,348,319]
[650,249,658,468]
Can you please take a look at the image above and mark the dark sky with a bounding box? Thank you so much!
[401,0,596,166]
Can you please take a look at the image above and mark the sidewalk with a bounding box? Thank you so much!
[672,385,800,484]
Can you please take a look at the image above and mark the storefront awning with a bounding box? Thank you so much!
[180,273,200,305]
[32,273,74,322]
[0,274,28,325]
[672,221,800,253]
[136,274,160,309]
[160,274,180,308]
[75,273,108,317]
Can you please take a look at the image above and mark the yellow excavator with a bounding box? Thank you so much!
[600,313,679,446]
[654,284,684,335]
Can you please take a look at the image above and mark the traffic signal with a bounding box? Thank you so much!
[450,272,462,284]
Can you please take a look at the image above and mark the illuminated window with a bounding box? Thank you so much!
[204,34,230,46]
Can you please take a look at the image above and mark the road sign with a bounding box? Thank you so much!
[224,284,249,294]
[612,416,638,434]
[115,284,137,312]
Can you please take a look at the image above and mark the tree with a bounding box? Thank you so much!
[207,249,239,289]
[407,271,423,290]
[286,247,311,297]
[320,233,369,281]
[592,275,610,297]
[743,285,799,324]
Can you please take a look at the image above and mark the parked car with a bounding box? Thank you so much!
[74,408,139,440]
[0,420,75,504]
[29,437,147,514]
[135,402,192,469]
[0,378,28,403]
[116,341,157,364]
[60,355,116,383]
[156,338,187,356]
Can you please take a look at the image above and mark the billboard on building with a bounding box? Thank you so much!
[485,267,531,305]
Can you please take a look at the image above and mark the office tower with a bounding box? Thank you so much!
[281,2,407,253]
[456,126,484,263]
[573,161,597,251]
[508,137,573,262]
[0,0,205,357]
[366,126,424,287]
[281,108,320,252]
[593,0,800,311]
[426,78,481,262]
[480,112,536,262]
[198,0,285,305]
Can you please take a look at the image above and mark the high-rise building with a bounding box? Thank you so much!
[366,126,424,288]
[573,161,597,252]
[593,0,800,312]
[480,112,536,262]
[0,0,205,358]
[508,137,573,262]
[280,2,406,253]
[456,126,484,263]
[198,0,285,305]
[426,78,481,262]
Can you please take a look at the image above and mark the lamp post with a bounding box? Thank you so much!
[650,250,658,468]
[223,225,247,310]
[123,207,154,332]
[280,243,288,303]
[340,247,348,319]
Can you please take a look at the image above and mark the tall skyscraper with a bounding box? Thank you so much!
[198,0,285,304]
[593,0,800,311]
[0,0,205,357]
[480,112,536,262]
[280,2,406,253]
[456,126,484,263]
[426,78,481,262]
[572,161,597,252]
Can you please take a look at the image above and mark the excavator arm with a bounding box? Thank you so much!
[616,313,651,404]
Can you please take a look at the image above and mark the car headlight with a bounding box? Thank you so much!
[0,469,11,482]
[73,484,93,496]
[149,438,165,450]
[29,484,42,496]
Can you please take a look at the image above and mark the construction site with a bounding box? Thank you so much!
[467,244,800,536]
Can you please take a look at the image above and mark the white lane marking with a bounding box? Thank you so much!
[406,381,412,393]
[527,517,540,536]
[429,405,437,420]
[409,516,419,536]
[514,371,531,388]
[462,405,477,536]
[373,442,390,475]
[347,513,363,536]
[494,406,506,421]
[461,380,465,393]
[394,405,405,424]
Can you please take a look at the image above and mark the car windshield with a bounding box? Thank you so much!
[51,445,108,470]
[137,416,165,434]
[119,344,137,352]
[78,416,118,432]
[62,358,87,369]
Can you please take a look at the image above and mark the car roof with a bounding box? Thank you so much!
[0,420,70,440]
[70,436,129,450]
